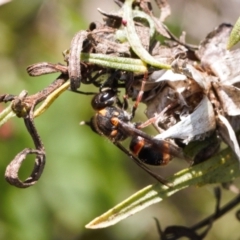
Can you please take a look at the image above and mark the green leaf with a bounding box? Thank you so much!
[0,104,15,126]
[86,146,240,229]
[227,16,240,49]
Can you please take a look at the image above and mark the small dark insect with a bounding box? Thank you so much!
[83,89,188,185]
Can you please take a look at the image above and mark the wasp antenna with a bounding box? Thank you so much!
[80,121,89,126]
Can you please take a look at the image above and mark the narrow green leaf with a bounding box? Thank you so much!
[227,16,240,49]
[0,104,15,127]
[80,53,148,73]
[34,80,70,118]
[86,146,240,229]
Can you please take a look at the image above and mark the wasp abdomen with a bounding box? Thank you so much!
[130,136,171,166]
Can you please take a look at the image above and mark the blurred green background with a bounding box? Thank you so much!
[0,0,240,239]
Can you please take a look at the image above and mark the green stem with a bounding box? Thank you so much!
[122,0,171,69]
[80,53,148,73]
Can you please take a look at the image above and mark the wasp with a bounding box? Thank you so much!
[82,88,190,186]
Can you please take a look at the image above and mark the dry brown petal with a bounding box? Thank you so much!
[218,114,240,163]
[145,86,178,132]
[154,96,216,143]
[196,23,232,68]
[211,49,240,85]
[172,59,213,91]
[213,83,240,116]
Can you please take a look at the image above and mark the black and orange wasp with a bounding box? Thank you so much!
[83,87,190,186]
